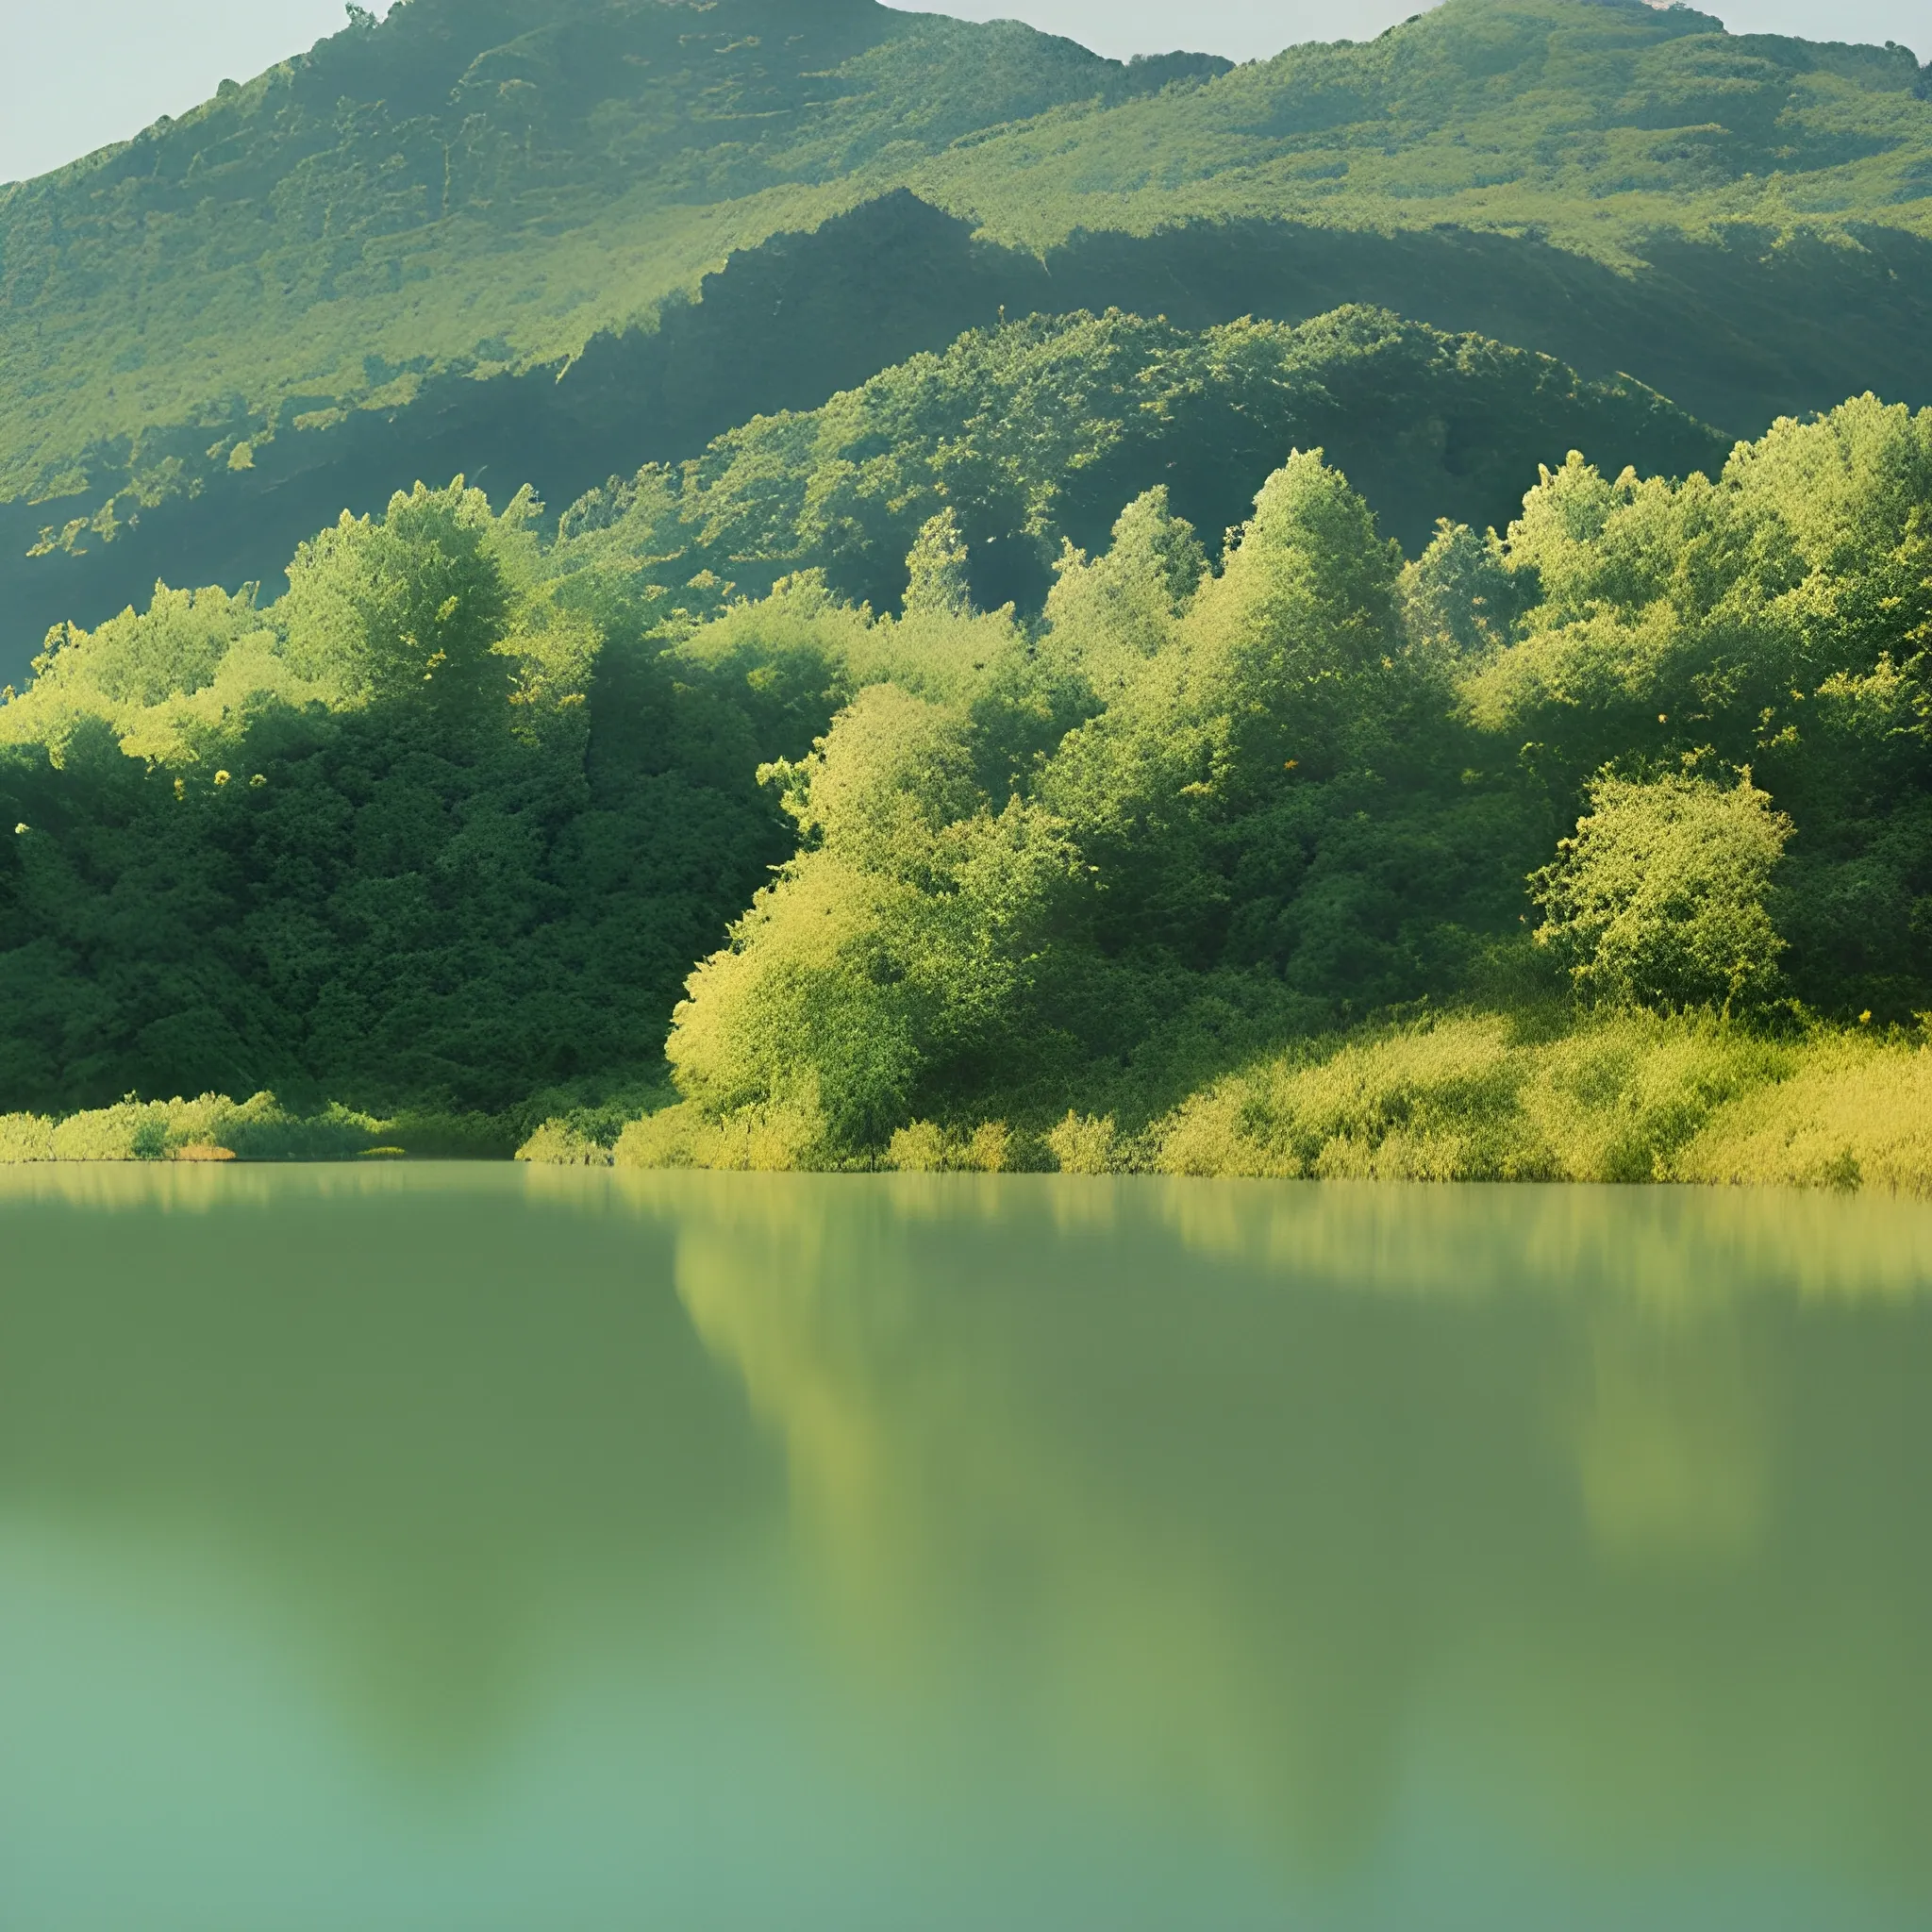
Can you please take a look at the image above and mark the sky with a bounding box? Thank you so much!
[1,0,1926,187]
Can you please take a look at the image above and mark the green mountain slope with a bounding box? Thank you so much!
[4,0,1929,679]
[923,0,1932,256]
[0,0,1219,510]
[550,303,1728,614]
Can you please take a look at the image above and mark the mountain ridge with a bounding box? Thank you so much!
[4,0,1930,678]
[4,0,1926,499]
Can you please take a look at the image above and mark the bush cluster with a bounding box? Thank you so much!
[583,394,1932,1175]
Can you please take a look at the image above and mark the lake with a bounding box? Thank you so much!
[2,1166,1929,1930]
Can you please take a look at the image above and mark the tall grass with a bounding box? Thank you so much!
[0,1092,379,1163]
[566,1008,1932,1196]
[1675,1037,1932,1193]
[1152,1009,1798,1183]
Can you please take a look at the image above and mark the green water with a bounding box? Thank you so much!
[2,1168,1929,1930]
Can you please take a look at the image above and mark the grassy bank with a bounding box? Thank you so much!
[6,1007,1919,1194]
[510,1008,1927,1197]
[0,1092,527,1164]
[1143,1010,1918,1191]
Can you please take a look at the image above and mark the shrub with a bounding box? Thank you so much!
[0,1091,379,1161]
[1154,1013,1539,1180]
[514,1120,615,1166]
[613,1096,830,1172]
[1530,771,1793,1013]
[1046,1111,1122,1174]
[884,1118,1015,1173]
[0,1112,56,1161]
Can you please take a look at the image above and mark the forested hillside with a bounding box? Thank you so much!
[0,0,1215,569]
[609,394,1932,1177]
[0,306,1718,1121]
[10,383,1932,1177]
[551,306,1725,614]
[5,0,1931,675]
[5,0,1932,1181]
[5,339,1932,1180]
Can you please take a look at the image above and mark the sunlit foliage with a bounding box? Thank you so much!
[636,395,1932,1167]
[4,355,1931,1174]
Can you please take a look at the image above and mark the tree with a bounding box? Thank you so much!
[664,680,1076,1158]
[901,508,972,619]
[1040,488,1205,698]
[279,480,523,714]
[1530,770,1793,1013]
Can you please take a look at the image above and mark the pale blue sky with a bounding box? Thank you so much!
[2,0,1925,187]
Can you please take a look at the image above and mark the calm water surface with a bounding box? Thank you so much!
[2,1167,1929,1930]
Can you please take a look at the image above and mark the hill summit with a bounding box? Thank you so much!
[2,0,1930,671]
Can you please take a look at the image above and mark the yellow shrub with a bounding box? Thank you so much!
[883,1118,1014,1173]
[514,1121,614,1166]
[886,1121,949,1172]
[0,1113,56,1161]
[614,1095,828,1172]
[0,1092,378,1163]
[1047,1111,1121,1174]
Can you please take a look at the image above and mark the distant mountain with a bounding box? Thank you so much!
[3,0,1930,675]
[0,1,1222,508]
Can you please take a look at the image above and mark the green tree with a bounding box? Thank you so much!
[1530,770,1793,1012]
[665,682,1074,1157]
[1040,488,1206,698]
[901,508,973,619]
[280,480,527,712]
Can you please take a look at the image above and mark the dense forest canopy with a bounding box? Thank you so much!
[2,0,1927,600]
[0,303,1722,1118]
[3,276,1929,1166]
[552,305,1726,615]
[629,395,1932,1170]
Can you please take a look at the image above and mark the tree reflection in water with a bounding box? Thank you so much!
[2,1168,1928,1921]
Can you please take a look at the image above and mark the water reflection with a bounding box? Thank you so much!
[2,1169,1929,1928]
[649,1177,1932,1890]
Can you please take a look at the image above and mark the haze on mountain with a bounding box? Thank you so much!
[9,0,1929,190]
